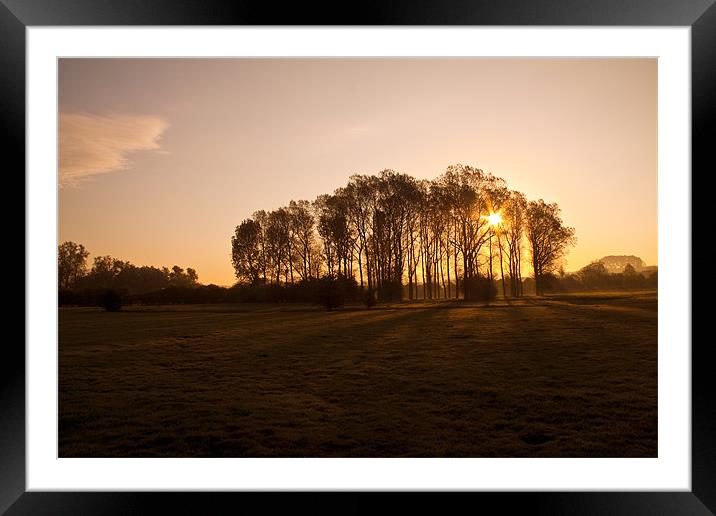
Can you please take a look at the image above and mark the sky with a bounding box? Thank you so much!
[58,58,657,286]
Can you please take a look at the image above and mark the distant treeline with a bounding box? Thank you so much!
[57,240,371,309]
[58,166,656,310]
[536,261,658,293]
[58,248,658,309]
[58,256,654,311]
[59,278,363,307]
[58,241,199,294]
[58,269,496,310]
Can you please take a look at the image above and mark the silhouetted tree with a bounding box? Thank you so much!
[58,241,89,289]
[437,165,500,300]
[578,261,610,289]
[115,265,169,294]
[372,170,415,301]
[162,266,198,287]
[486,183,510,297]
[227,165,585,303]
[86,255,126,287]
[289,200,317,281]
[265,208,293,284]
[312,274,357,310]
[343,174,379,293]
[315,193,353,279]
[526,200,576,296]
[99,289,123,312]
[403,179,424,300]
[503,191,527,297]
[186,268,199,286]
[231,218,263,285]
[57,242,205,304]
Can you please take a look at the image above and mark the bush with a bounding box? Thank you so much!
[363,288,376,309]
[131,285,229,304]
[311,274,358,310]
[59,289,82,306]
[58,287,129,308]
[225,283,263,303]
[99,289,123,311]
[313,276,342,310]
[264,283,287,303]
[463,276,497,302]
[539,272,560,293]
[377,280,402,302]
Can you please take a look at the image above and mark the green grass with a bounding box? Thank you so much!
[59,291,657,457]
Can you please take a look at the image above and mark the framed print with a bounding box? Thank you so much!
[4,0,712,514]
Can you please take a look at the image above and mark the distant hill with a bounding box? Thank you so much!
[598,255,652,273]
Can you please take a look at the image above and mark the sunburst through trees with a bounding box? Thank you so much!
[231,165,576,302]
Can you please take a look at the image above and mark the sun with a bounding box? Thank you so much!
[486,212,502,226]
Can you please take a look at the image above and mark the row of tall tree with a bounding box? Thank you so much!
[58,241,199,294]
[232,165,576,300]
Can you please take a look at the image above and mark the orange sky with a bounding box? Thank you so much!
[58,58,657,286]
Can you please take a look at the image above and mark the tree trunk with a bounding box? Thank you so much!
[498,234,506,298]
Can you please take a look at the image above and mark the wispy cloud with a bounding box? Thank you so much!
[59,112,169,186]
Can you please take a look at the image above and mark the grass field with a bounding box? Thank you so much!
[59,291,657,457]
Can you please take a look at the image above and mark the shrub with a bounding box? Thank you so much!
[312,275,355,310]
[58,289,82,306]
[539,272,560,293]
[225,284,263,303]
[363,288,376,309]
[463,276,497,302]
[377,280,402,302]
[99,289,123,312]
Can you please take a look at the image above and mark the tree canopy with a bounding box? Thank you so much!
[231,165,577,301]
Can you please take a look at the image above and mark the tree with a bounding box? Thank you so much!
[265,208,293,284]
[526,200,576,296]
[58,241,89,290]
[578,261,609,289]
[403,178,424,300]
[437,165,498,300]
[343,175,379,293]
[169,266,185,286]
[88,255,125,287]
[503,191,527,297]
[186,268,199,286]
[231,219,263,285]
[252,210,270,285]
[166,265,198,287]
[372,170,415,301]
[314,193,352,279]
[115,265,169,294]
[228,165,579,303]
[312,274,357,310]
[288,200,317,281]
[99,289,123,312]
[620,262,645,290]
[485,184,511,297]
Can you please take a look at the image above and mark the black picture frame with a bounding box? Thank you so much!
[4,1,711,514]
